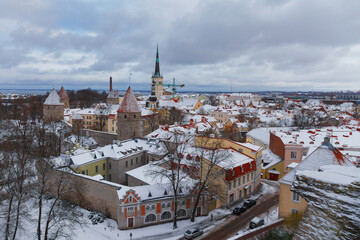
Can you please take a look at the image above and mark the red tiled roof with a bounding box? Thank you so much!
[117,87,141,113]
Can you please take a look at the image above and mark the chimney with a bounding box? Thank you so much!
[110,76,113,91]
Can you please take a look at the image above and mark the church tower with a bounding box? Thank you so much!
[152,44,163,98]
[117,87,141,140]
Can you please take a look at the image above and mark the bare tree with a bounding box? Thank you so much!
[33,123,85,240]
[169,107,185,125]
[94,105,108,132]
[190,136,230,222]
[0,119,36,240]
[146,131,191,229]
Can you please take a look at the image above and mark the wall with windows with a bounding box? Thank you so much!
[72,158,108,180]
[118,194,208,230]
[278,183,308,218]
[108,152,147,185]
[284,145,304,174]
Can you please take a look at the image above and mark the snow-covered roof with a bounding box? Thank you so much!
[279,141,355,186]
[117,87,141,113]
[297,165,360,185]
[44,89,64,106]
[70,138,166,167]
[125,163,171,185]
[246,128,270,145]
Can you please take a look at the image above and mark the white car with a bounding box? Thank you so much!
[184,227,204,239]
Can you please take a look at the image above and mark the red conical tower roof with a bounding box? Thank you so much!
[58,86,69,101]
[117,87,141,113]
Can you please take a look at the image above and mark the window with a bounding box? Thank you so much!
[290,151,297,159]
[247,174,249,182]
[292,192,300,203]
[250,163,252,169]
[238,178,241,186]
[251,172,253,180]
[127,206,134,211]
[146,206,150,210]
[109,163,111,169]
[131,159,133,166]
[162,203,165,208]
[141,155,145,163]
[136,157,138,164]
[82,171,85,174]
[233,181,236,189]
[103,163,106,170]
[109,174,112,181]
[95,166,98,173]
[124,115,127,119]
[229,193,234,203]
[228,183,231,191]
[167,202,171,208]
[238,148,243,152]
[161,211,171,220]
[249,186,251,193]
[243,176,245,184]
[241,167,244,172]
[178,209,186,217]
[145,214,156,223]
[291,208,299,215]
[239,190,242,199]
[126,161,128,168]
[134,115,136,118]
[151,205,155,210]
[86,170,88,175]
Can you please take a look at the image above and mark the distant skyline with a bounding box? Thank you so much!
[1,0,360,92]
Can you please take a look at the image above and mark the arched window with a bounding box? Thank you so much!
[145,214,156,223]
[178,209,186,218]
[161,211,171,220]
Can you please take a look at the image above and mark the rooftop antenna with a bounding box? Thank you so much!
[128,73,130,86]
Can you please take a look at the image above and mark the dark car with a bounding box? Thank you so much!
[184,227,204,239]
[243,199,257,209]
[249,216,264,229]
[232,206,247,215]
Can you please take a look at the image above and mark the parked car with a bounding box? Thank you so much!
[249,216,264,229]
[232,206,247,215]
[243,199,257,209]
[184,227,204,239]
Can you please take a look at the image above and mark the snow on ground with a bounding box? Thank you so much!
[0,196,231,240]
[227,206,280,240]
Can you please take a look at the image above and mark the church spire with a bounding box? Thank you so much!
[153,44,161,77]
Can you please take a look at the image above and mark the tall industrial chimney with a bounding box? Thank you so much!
[110,76,113,91]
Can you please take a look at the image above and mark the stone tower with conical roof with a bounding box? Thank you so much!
[43,89,64,123]
[152,44,163,98]
[117,87,141,140]
[58,86,69,108]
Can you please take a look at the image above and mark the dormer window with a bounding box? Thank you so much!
[148,191,152,197]
[164,190,168,195]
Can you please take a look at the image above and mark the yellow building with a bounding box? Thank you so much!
[195,136,263,189]
[278,138,354,218]
[70,157,108,180]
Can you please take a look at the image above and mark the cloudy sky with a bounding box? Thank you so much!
[1,0,360,92]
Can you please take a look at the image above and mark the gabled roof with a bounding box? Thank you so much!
[279,140,354,185]
[117,87,141,113]
[44,89,64,106]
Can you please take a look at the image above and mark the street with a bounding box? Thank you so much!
[199,180,279,240]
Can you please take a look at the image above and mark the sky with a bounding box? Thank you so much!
[1,0,360,92]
